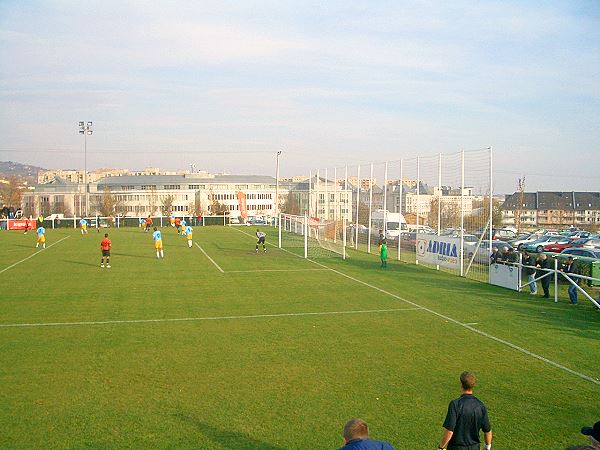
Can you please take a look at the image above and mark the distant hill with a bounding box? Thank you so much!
[0,161,45,182]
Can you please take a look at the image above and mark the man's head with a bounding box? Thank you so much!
[581,421,600,449]
[502,246,509,253]
[492,247,498,253]
[567,256,574,263]
[460,371,476,392]
[153,227,157,231]
[343,418,369,443]
[104,233,108,238]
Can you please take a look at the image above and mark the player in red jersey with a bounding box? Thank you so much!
[100,233,112,268]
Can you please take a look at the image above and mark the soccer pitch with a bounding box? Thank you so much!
[1,226,599,449]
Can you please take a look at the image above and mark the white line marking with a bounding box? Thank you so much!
[195,243,224,273]
[0,308,423,328]
[464,322,479,326]
[227,268,329,273]
[233,227,600,385]
[0,236,71,275]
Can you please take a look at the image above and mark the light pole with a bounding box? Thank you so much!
[78,121,93,216]
[275,151,282,218]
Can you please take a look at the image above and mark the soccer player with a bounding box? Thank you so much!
[138,217,144,229]
[174,217,181,234]
[181,217,187,231]
[145,216,152,233]
[80,218,88,235]
[169,212,175,227]
[100,233,111,268]
[184,224,193,248]
[256,229,266,253]
[36,225,46,249]
[152,226,164,258]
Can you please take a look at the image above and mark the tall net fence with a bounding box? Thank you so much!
[306,148,493,283]
[280,213,346,259]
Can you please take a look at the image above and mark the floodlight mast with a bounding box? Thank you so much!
[78,121,93,216]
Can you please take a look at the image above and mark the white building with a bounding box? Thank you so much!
[23,173,279,218]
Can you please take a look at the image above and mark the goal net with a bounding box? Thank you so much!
[279,213,346,259]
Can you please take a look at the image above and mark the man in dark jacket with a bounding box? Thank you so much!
[536,253,550,298]
[561,256,579,305]
[522,251,537,295]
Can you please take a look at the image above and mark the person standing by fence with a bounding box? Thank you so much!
[536,254,550,299]
[561,256,579,305]
[522,251,537,295]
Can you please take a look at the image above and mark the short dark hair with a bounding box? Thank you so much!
[104,233,108,237]
[460,371,476,390]
[343,418,369,441]
[153,227,157,231]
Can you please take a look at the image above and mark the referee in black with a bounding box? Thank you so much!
[438,371,492,450]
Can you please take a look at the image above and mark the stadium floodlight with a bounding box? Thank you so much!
[78,121,94,216]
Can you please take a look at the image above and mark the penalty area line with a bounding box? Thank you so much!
[0,307,423,328]
[0,235,71,275]
[195,243,224,273]
[232,227,600,386]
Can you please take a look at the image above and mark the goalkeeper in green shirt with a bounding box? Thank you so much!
[380,240,388,268]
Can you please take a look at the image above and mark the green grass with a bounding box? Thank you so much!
[1,225,599,449]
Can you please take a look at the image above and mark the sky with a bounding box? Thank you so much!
[0,0,599,194]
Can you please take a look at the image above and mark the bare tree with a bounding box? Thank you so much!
[0,177,23,208]
[162,194,175,215]
[93,187,123,216]
[282,192,301,215]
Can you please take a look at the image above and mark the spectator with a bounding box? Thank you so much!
[561,256,579,305]
[490,247,500,265]
[522,251,537,295]
[338,418,395,450]
[506,247,518,265]
[499,246,510,264]
[438,371,492,450]
[581,420,600,449]
[536,254,550,299]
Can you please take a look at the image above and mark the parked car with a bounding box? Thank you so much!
[582,238,600,248]
[543,239,575,253]
[521,235,565,253]
[509,233,542,250]
[560,248,600,259]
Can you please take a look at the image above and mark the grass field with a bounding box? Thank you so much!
[1,225,599,449]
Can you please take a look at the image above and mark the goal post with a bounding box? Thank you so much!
[279,213,346,259]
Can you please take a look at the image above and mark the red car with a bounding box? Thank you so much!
[543,239,574,253]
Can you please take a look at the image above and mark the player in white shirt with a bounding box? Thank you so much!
[256,229,266,253]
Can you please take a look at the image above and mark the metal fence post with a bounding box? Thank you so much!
[460,149,465,277]
[355,165,360,249]
[367,163,373,254]
[416,156,420,264]
[554,258,559,303]
[398,159,403,261]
